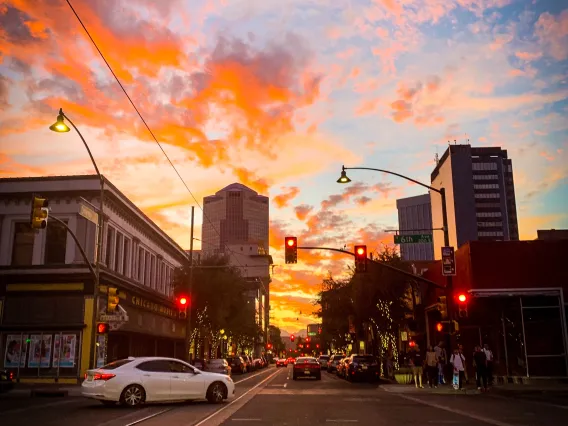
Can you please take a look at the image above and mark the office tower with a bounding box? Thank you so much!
[396,194,435,261]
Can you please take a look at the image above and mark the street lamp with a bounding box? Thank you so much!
[50,108,105,370]
[337,165,454,323]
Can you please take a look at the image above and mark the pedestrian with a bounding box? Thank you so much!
[434,341,447,384]
[450,348,466,390]
[408,345,424,388]
[425,345,438,388]
[458,344,469,384]
[483,343,494,385]
[473,345,488,391]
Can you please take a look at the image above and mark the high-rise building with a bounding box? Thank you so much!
[201,183,269,255]
[396,194,434,261]
[201,183,271,355]
[430,145,519,259]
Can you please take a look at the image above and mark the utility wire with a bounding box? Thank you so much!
[65,0,267,282]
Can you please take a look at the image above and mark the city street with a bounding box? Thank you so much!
[1,365,567,426]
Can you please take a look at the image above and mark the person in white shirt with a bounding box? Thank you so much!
[450,348,466,389]
[483,344,494,385]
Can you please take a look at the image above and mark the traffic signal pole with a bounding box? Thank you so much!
[186,206,195,362]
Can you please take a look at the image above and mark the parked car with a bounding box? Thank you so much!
[292,357,321,380]
[81,357,235,406]
[0,369,14,393]
[241,355,253,372]
[208,359,231,376]
[226,356,247,374]
[345,355,380,382]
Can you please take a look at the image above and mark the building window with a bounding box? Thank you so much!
[157,262,163,293]
[45,220,68,264]
[478,221,503,227]
[105,227,115,268]
[145,251,151,287]
[474,184,500,189]
[151,255,156,290]
[472,162,498,171]
[138,248,145,282]
[474,193,500,199]
[476,203,501,208]
[115,232,123,273]
[477,212,502,217]
[123,239,130,277]
[11,222,35,266]
[473,174,498,180]
[478,231,504,237]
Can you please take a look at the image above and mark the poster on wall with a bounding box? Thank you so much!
[53,334,77,368]
[4,335,27,368]
[96,335,107,368]
[28,335,53,368]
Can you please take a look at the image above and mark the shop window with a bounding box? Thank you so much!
[115,232,123,273]
[45,220,68,264]
[138,248,145,282]
[11,222,35,266]
[523,307,564,357]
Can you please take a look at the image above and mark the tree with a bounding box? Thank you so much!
[172,255,261,358]
[268,325,285,354]
[314,275,352,353]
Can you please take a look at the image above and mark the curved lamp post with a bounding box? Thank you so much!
[337,165,453,320]
[50,108,105,370]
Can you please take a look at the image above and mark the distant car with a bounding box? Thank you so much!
[292,357,321,380]
[208,359,231,376]
[82,357,235,406]
[276,358,287,367]
[327,354,344,373]
[227,356,247,374]
[0,369,14,393]
[317,355,330,370]
[286,357,295,365]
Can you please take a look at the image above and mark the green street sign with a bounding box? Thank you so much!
[394,234,432,244]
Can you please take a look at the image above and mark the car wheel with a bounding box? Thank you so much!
[206,382,227,404]
[120,384,145,407]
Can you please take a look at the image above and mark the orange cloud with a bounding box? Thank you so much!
[294,204,314,221]
[273,187,300,208]
[535,10,568,61]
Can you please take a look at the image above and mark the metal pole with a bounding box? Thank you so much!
[519,297,529,377]
[440,188,454,350]
[186,206,195,362]
[502,310,510,378]
[62,110,103,370]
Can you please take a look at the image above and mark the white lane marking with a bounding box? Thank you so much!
[124,408,173,426]
[2,398,79,414]
[193,368,282,426]
[233,367,274,385]
[396,394,516,426]
[326,420,358,423]
[231,419,262,422]
[488,392,568,410]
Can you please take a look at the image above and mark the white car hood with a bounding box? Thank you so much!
[196,370,229,379]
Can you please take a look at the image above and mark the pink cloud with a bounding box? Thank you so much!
[535,10,568,60]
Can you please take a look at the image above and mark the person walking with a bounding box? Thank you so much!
[473,345,488,392]
[483,344,494,385]
[408,345,424,389]
[434,341,447,384]
[450,348,466,390]
[425,345,438,388]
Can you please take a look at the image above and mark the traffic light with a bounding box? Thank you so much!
[290,334,295,342]
[97,323,109,334]
[285,237,298,264]
[266,343,272,350]
[457,293,468,318]
[107,287,119,313]
[30,195,49,229]
[316,343,320,349]
[438,296,448,320]
[436,320,459,334]
[354,245,367,273]
[177,295,189,319]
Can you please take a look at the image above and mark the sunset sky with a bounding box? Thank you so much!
[1,0,567,333]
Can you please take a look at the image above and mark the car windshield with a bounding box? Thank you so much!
[100,359,134,370]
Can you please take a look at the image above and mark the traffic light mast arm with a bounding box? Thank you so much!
[297,246,444,289]
[49,215,96,279]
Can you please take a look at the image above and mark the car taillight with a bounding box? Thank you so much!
[93,373,116,381]
[9,372,14,380]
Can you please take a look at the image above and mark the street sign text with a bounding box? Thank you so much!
[394,234,432,244]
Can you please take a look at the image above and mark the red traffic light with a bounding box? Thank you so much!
[409,340,416,347]
[316,343,320,348]
[436,322,443,332]
[290,334,295,342]
[458,294,467,303]
[97,323,109,334]
[179,297,188,305]
[356,246,366,256]
[286,237,296,247]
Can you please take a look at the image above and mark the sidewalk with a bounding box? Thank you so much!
[382,383,481,395]
[381,381,568,396]
[3,383,83,398]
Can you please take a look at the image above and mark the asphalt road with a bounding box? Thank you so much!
[1,365,567,426]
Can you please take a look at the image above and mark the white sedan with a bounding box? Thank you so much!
[82,357,235,407]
